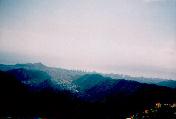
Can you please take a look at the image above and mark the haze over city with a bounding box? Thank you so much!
[0,0,176,79]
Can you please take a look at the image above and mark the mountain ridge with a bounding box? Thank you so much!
[0,63,175,89]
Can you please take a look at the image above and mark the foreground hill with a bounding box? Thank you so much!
[0,70,75,118]
[0,70,176,119]
[0,63,176,118]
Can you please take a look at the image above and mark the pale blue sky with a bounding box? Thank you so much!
[0,0,176,79]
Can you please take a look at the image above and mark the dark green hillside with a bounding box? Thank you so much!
[158,80,176,88]
[73,74,118,91]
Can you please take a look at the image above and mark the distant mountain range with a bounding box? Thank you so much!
[0,63,175,89]
[0,63,86,91]
[0,63,176,118]
[157,80,176,89]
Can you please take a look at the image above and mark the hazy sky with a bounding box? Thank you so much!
[0,0,176,79]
